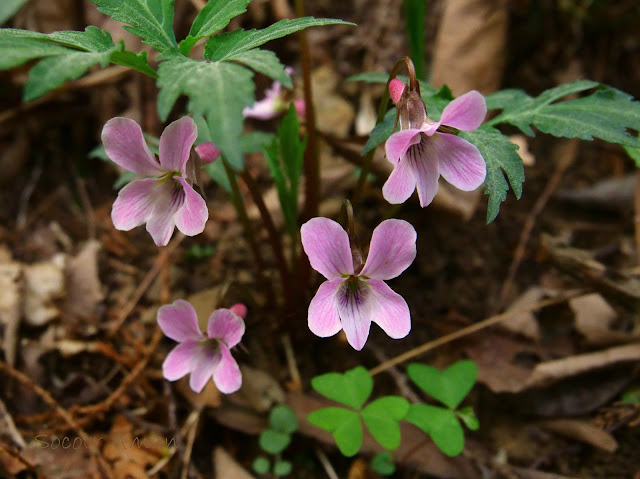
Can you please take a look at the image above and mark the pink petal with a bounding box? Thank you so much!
[102,117,161,176]
[367,279,411,339]
[146,180,184,246]
[389,79,405,104]
[301,218,354,280]
[308,278,343,338]
[438,90,487,131]
[157,299,204,342]
[407,136,440,207]
[360,219,417,280]
[158,117,198,174]
[336,280,373,351]
[111,178,158,231]
[207,309,245,348]
[162,340,198,381]
[385,129,422,166]
[213,343,242,394]
[382,158,416,205]
[434,133,486,191]
[189,347,221,393]
[195,142,220,165]
[173,177,208,237]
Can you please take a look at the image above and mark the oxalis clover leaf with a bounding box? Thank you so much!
[307,366,409,456]
[405,360,479,457]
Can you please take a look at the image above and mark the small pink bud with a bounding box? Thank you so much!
[389,79,405,104]
[195,142,220,164]
[229,303,247,319]
[293,99,306,118]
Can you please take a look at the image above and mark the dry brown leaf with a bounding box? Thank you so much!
[431,0,508,96]
[236,366,286,413]
[63,240,104,333]
[537,418,618,452]
[312,65,354,137]
[569,294,633,346]
[23,253,66,326]
[499,287,544,340]
[213,446,255,479]
[0,248,22,366]
[21,444,103,479]
[525,343,640,389]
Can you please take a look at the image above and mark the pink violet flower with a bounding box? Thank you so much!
[301,217,416,351]
[103,117,208,246]
[158,299,245,394]
[383,83,488,207]
[243,67,305,120]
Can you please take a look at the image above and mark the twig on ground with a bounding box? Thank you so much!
[495,139,579,312]
[368,344,420,402]
[369,290,586,376]
[180,409,202,479]
[282,333,302,391]
[315,447,339,479]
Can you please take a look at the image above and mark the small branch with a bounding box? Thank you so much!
[240,170,293,309]
[369,290,585,376]
[222,158,275,305]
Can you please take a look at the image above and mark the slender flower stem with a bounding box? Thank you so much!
[240,170,293,310]
[222,158,275,305]
[295,0,318,300]
[353,56,418,205]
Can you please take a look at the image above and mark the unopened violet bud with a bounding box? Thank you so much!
[293,99,306,118]
[389,79,405,104]
[229,303,247,319]
[195,142,220,165]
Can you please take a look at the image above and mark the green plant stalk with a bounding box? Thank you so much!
[294,0,318,302]
[222,157,275,305]
[353,56,417,204]
[403,0,426,80]
[240,170,294,311]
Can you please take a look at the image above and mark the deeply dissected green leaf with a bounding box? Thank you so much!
[0,32,70,70]
[459,126,524,223]
[110,49,157,77]
[407,360,477,410]
[307,408,362,457]
[180,0,251,54]
[259,429,290,454]
[269,404,298,434]
[272,460,293,476]
[485,89,530,111]
[623,134,640,168]
[241,131,276,153]
[488,80,640,148]
[311,366,373,409]
[0,0,29,25]
[361,396,409,450]
[157,56,254,169]
[406,404,465,457]
[371,452,395,475]
[205,17,354,62]
[89,0,177,53]
[230,49,291,88]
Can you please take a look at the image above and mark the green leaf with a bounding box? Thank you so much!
[253,457,270,475]
[23,27,120,100]
[422,85,454,119]
[361,396,409,450]
[269,405,298,434]
[624,135,640,168]
[272,460,293,476]
[403,0,425,80]
[181,0,251,55]
[406,404,465,457]
[459,126,524,223]
[259,429,291,455]
[307,408,362,457]
[110,49,157,77]
[241,131,276,153]
[362,107,396,155]
[311,366,373,409]
[488,80,640,148]
[204,17,354,61]
[230,49,292,87]
[89,0,177,53]
[485,89,530,111]
[371,452,395,476]
[407,360,477,410]
[0,32,70,70]
[0,0,29,25]
[456,406,479,431]
[157,56,254,169]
